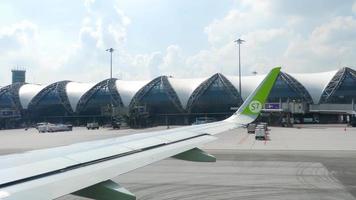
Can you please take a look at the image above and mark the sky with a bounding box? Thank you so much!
[1,0,356,86]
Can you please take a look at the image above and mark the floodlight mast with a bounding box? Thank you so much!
[234,38,245,96]
[106,48,115,79]
[106,48,115,122]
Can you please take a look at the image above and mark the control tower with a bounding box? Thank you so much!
[12,68,26,84]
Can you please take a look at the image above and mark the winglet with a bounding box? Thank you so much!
[226,67,281,123]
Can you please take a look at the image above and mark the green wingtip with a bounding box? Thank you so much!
[240,66,281,116]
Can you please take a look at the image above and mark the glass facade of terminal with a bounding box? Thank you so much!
[137,81,181,114]
[78,86,113,116]
[189,76,242,114]
[28,87,70,119]
[268,74,308,103]
[323,71,356,104]
[0,92,14,110]
[0,84,23,123]
[0,90,19,128]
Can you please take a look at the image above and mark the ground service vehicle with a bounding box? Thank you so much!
[247,123,256,133]
[47,124,72,132]
[255,124,266,140]
[37,123,72,133]
[112,121,121,129]
[87,122,99,130]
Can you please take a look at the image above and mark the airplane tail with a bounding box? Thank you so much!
[226,67,281,124]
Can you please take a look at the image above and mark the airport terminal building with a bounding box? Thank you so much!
[1,67,356,128]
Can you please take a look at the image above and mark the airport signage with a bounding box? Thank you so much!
[265,103,280,109]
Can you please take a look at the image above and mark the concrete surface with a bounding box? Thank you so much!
[0,126,170,155]
[0,125,355,199]
[204,126,356,150]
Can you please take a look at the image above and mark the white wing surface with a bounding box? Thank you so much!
[0,67,281,200]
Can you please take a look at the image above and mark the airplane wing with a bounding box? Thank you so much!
[0,67,281,200]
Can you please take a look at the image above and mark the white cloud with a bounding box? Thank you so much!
[131,2,348,78]
[284,16,356,72]
[243,0,352,17]
[147,52,163,77]
[189,6,296,75]
[159,45,184,72]
[83,0,95,11]
[0,20,38,53]
[0,21,49,85]
[60,0,209,82]
[184,3,356,75]
[311,17,356,43]
[204,8,273,48]
[57,0,133,83]
[1,0,356,86]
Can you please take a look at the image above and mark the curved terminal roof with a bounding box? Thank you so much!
[2,68,354,114]
[66,82,95,112]
[27,81,73,114]
[115,80,149,107]
[226,75,266,100]
[167,77,207,109]
[289,70,337,103]
[0,83,25,111]
[75,78,123,114]
[319,68,356,103]
[19,84,46,109]
[186,73,243,113]
[129,76,185,113]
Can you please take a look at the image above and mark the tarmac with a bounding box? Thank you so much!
[0,125,355,200]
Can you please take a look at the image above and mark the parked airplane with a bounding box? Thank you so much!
[0,67,281,200]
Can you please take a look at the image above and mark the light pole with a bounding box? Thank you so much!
[106,48,115,79]
[234,38,245,95]
[106,48,115,124]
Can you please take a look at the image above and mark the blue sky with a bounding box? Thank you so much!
[0,0,356,86]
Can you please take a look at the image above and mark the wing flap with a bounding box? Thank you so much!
[0,157,78,186]
[121,137,168,150]
[156,131,202,142]
[66,146,132,163]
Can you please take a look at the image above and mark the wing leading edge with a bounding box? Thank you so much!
[0,67,281,200]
